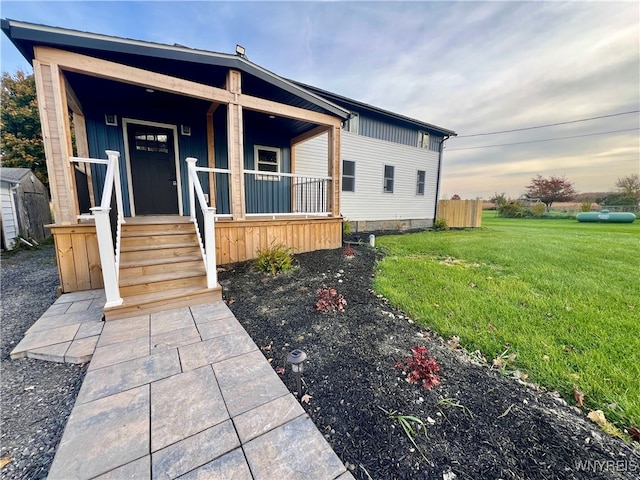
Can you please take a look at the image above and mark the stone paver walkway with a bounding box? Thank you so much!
[12,293,353,480]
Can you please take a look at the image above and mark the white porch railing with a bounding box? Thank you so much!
[186,158,217,289]
[244,170,332,216]
[71,150,124,307]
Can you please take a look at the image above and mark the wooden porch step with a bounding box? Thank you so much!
[119,254,203,269]
[120,273,207,297]
[121,223,196,237]
[119,259,205,279]
[120,245,201,261]
[104,285,222,321]
[120,242,200,253]
[121,234,198,248]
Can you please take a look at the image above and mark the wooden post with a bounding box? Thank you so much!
[186,158,197,221]
[327,125,341,216]
[206,103,218,209]
[227,70,245,220]
[32,60,77,224]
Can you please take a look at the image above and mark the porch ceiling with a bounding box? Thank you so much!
[66,72,322,138]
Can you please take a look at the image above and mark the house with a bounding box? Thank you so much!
[0,167,51,250]
[2,19,455,319]
[291,83,456,232]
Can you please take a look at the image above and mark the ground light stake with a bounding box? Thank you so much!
[287,349,307,396]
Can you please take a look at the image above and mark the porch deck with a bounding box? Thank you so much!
[11,293,353,480]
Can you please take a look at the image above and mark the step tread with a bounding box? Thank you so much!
[120,242,201,252]
[104,285,222,321]
[119,255,203,268]
[119,269,206,287]
[121,285,215,305]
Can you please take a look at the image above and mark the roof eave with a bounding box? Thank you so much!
[1,19,350,120]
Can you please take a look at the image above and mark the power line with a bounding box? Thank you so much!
[446,128,639,151]
[453,110,640,138]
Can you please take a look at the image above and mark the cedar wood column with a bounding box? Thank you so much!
[226,70,246,220]
[32,57,79,224]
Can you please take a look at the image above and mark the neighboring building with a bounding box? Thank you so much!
[2,19,455,318]
[0,167,51,250]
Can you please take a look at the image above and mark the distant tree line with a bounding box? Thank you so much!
[490,173,639,218]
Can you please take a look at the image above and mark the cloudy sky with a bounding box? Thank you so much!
[2,1,638,198]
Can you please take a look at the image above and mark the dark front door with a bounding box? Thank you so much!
[127,124,179,215]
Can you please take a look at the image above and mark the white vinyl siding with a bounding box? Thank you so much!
[1,183,18,249]
[294,131,440,221]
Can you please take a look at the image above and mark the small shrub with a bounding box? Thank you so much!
[530,202,546,217]
[315,287,346,312]
[344,244,355,257]
[342,220,353,236]
[395,346,440,390]
[433,217,449,231]
[255,243,293,275]
[498,201,526,218]
[580,201,593,212]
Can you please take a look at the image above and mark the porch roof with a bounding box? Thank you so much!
[1,19,351,121]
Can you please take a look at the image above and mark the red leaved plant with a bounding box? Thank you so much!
[315,288,347,313]
[344,245,356,257]
[395,346,441,390]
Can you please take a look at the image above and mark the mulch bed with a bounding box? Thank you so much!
[220,244,639,480]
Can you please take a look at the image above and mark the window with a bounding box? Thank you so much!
[134,131,169,153]
[342,160,355,192]
[418,131,430,149]
[344,113,359,134]
[383,165,394,193]
[416,170,426,195]
[254,145,281,180]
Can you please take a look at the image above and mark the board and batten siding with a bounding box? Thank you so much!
[295,131,439,223]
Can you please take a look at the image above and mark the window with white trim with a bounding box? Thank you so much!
[416,170,426,195]
[254,146,281,180]
[342,160,355,192]
[418,131,430,149]
[383,165,395,193]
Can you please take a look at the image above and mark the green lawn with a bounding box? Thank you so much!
[374,212,640,432]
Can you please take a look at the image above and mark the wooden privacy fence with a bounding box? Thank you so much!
[437,200,483,228]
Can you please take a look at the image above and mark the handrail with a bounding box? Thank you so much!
[243,169,332,180]
[71,151,124,307]
[186,158,217,289]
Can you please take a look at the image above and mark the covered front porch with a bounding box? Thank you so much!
[28,37,348,310]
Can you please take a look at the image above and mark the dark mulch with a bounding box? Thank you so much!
[220,245,639,480]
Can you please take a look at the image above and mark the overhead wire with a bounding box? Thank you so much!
[446,128,639,151]
[453,110,640,138]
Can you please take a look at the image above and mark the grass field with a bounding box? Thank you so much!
[374,212,639,432]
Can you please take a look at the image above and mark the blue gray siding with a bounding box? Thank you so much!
[358,113,443,151]
[85,105,211,217]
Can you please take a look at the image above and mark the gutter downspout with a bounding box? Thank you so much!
[433,134,450,222]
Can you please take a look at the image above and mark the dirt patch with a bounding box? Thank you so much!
[220,245,639,480]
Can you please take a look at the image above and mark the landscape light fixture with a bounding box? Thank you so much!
[235,44,246,57]
[286,349,307,396]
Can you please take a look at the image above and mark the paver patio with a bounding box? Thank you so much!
[11,294,354,480]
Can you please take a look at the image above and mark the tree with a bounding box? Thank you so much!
[615,174,640,204]
[525,175,576,212]
[1,70,47,188]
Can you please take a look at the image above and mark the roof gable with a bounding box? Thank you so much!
[1,19,349,120]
